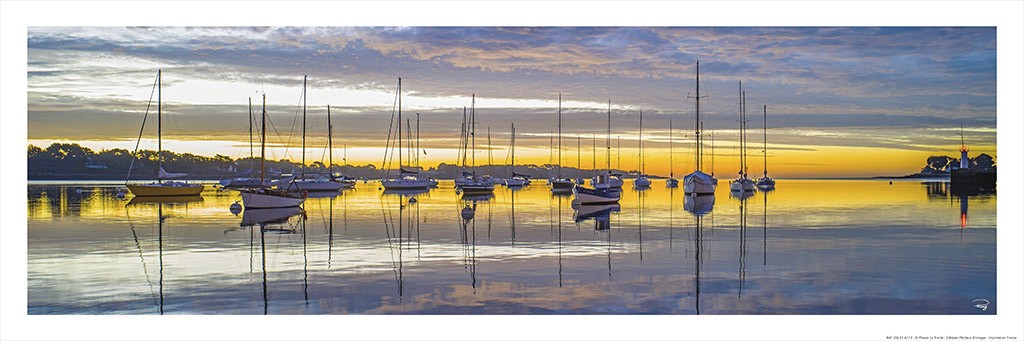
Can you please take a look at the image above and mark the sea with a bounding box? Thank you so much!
[26,179,996,314]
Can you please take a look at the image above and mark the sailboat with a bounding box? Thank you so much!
[633,109,651,189]
[666,118,679,188]
[755,105,776,190]
[460,94,496,194]
[574,99,621,204]
[550,93,575,192]
[730,82,755,192]
[505,123,530,187]
[683,60,719,195]
[590,101,624,189]
[126,70,204,197]
[220,98,263,189]
[290,76,345,192]
[239,94,307,209]
[329,105,357,189]
[382,78,432,190]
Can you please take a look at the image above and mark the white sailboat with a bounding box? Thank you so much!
[505,123,530,187]
[290,76,345,192]
[460,94,496,194]
[756,105,776,190]
[550,93,574,192]
[683,60,719,195]
[730,82,755,192]
[666,118,679,188]
[220,97,264,189]
[591,100,624,188]
[634,109,651,189]
[240,94,307,209]
[126,70,204,197]
[382,78,432,190]
[574,99,621,204]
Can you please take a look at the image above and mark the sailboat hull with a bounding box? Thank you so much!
[293,180,345,191]
[634,177,651,188]
[461,183,495,193]
[127,183,204,197]
[756,177,776,190]
[550,179,574,191]
[382,178,432,190]
[730,178,756,192]
[220,177,261,189]
[240,189,306,209]
[683,171,718,195]
[666,178,679,188]
[573,185,621,204]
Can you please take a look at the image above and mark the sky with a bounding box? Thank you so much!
[26,27,997,178]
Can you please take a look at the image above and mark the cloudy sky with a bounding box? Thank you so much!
[26,27,996,177]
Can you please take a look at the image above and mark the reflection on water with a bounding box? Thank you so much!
[27,179,996,314]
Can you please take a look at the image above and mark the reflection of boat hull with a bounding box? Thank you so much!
[462,192,495,202]
[128,195,203,205]
[683,171,718,195]
[241,206,304,227]
[572,203,621,222]
[383,188,430,196]
[573,185,621,204]
[240,189,306,209]
[684,194,716,216]
[127,183,204,197]
[730,190,754,200]
[304,190,341,199]
[381,178,432,190]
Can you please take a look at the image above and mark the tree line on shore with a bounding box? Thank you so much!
[27,143,639,181]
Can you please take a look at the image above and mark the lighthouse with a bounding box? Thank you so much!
[960,145,969,169]
[958,124,969,169]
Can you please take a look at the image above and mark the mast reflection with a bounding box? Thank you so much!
[240,206,305,315]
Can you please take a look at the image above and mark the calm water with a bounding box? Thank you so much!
[27,179,996,314]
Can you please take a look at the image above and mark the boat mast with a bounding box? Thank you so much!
[416,113,421,168]
[695,61,701,172]
[639,109,643,175]
[738,81,742,178]
[471,94,476,177]
[488,127,493,166]
[157,69,162,177]
[302,75,307,179]
[557,93,562,179]
[511,123,516,175]
[606,99,611,174]
[577,135,581,179]
[260,94,267,187]
[249,97,254,176]
[762,105,767,178]
[670,118,674,178]
[328,105,333,179]
[398,78,402,173]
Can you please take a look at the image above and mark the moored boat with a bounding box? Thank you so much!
[125,70,203,197]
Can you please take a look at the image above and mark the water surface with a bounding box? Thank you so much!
[27,179,996,314]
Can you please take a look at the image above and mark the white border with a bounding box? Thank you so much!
[3,1,1021,340]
